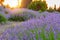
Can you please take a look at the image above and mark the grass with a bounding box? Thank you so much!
[57,33,60,40]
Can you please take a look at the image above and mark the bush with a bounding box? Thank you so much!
[8,11,36,22]
[27,1,47,12]
[0,14,7,23]
[47,7,54,12]
[8,15,25,22]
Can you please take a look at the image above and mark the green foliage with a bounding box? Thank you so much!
[28,1,47,12]
[47,27,54,40]
[47,7,54,12]
[57,32,60,40]
[38,10,43,13]
[0,14,7,23]
[8,15,25,22]
[8,11,36,22]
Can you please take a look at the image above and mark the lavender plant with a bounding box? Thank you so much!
[0,10,60,40]
[8,10,41,22]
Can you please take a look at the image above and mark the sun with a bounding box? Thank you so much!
[3,0,21,8]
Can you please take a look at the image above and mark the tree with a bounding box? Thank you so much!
[20,0,32,8]
[57,6,60,12]
[47,7,54,12]
[54,4,56,11]
[28,0,47,11]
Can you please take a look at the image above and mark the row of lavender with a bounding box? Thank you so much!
[0,7,41,23]
[0,10,60,40]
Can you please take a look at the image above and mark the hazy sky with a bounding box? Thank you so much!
[46,0,60,8]
[33,0,60,8]
[3,0,60,8]
[3,0,18,8]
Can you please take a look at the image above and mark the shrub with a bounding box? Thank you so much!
[47,7,54,12]
[8,11,36,22]
[8,14,33,21]
[0,14,7,24]
[8,15,25,22]
[27,1,47,12]
[38,10,43,13]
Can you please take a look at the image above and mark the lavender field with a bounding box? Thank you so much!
[0,6,60,40]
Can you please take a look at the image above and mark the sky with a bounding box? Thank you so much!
[2,0,60,8]
[33,0,60,9]
[46,0,60,9]
[3,0,18,8]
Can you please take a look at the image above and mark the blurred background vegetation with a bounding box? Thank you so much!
[19,0,60,12]
[0,0,60,12]
[0,14,7,24]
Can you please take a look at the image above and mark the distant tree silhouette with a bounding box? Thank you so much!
[20,0,32,8]
[47,7,54,12]
[54,5,56,11]
[57,6,60,12]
